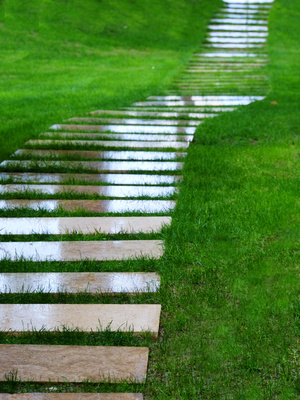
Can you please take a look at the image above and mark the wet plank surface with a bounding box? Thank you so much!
[0,304,161,335]
[0,184,177,198]
[0,172,182,185]
[0,272,160,294]
[0,216,171,235]
[14,149,186,161]
[0,345,149,382]
[1,160,184,172]
[0,240,164,261]
[50,124,196,135]
[0,199,176,213]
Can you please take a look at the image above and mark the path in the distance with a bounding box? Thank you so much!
[0,0,273,398]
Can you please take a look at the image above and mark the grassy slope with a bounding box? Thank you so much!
[148,0,300,398]
[0,0,220,161]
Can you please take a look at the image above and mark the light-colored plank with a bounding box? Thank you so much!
[24,139,189,149]
[68,117,199,126]
[0,172,182,185]
[0,184,177,198]
[14,149,186,161]
[90,109,213,119]
[0,345,148,382]
[0,272,160,294]
[50,124,196,135]
[1,160,183,172]
[0,394,143,400]
[0,240,164,261]
[0,199,176,213]
[0,304,161,335]
[0,216,171,235]
[40,132,194,142]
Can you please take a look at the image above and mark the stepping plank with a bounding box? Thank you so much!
[90,110,214,119]
[40,132,194,141]
[2,160,183,172]
[0,345,148,382]
[50,124,196,135]
[132,99,259,106]
[14,149,186,161]
[68,117,200,127]
[0,216,171,235]
[211,18,267,24]
[0,199,176,213]
[125,106,236,112]
[208,24,268,31]
[0,240,164,261]
[143,94,265,102]
[24,139,190,149]
[208,31,268,37]
[0,395,143,400]
[0,184,177,198]
[0,304,161,335]
[0,172,182,185]
[0,272,160,294]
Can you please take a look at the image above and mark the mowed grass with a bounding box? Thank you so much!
[0,0,221,162]
[145,0,300,398]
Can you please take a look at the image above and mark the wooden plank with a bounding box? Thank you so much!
[68,117,199,126]
[14,149,186,161]
[1,160,183,172]
[0,184,177,198]
[24,139,189,149]
[0,240,164,261]
[50,124,196,135]
[0,216,171,235]
[0,272,160,294]
[0,345,148,382]
[0,199,176,213]
[0,304,161,336]
[0,172,182,185]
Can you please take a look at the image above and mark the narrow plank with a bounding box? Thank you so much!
[0,394,143,400]
[40,132,194,141]
[50,124,196,135]
[14,149,186,161]
[90,109,213,119]
[0,184,177,198]
[0,216,171,235]
[1,160,183,172]
[0,304,161,336]
[0,172,182,185]
[0,240,164,261]
[0,272,160,294]
[0,345,148,382]
[0,199,176,213]
[68,117,200,126]
[24,140,190,149]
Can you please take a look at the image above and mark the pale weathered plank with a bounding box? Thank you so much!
[0,199,176,213]
[0,345,148,382]
[0,216,171,235]
[0,184,177,198]
[0,240,164,261]
[0,272,160,294]
[0,304,161,335]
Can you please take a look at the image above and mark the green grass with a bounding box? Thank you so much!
[0,0,221,162]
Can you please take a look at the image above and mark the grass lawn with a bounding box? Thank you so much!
[1,0,300,398]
